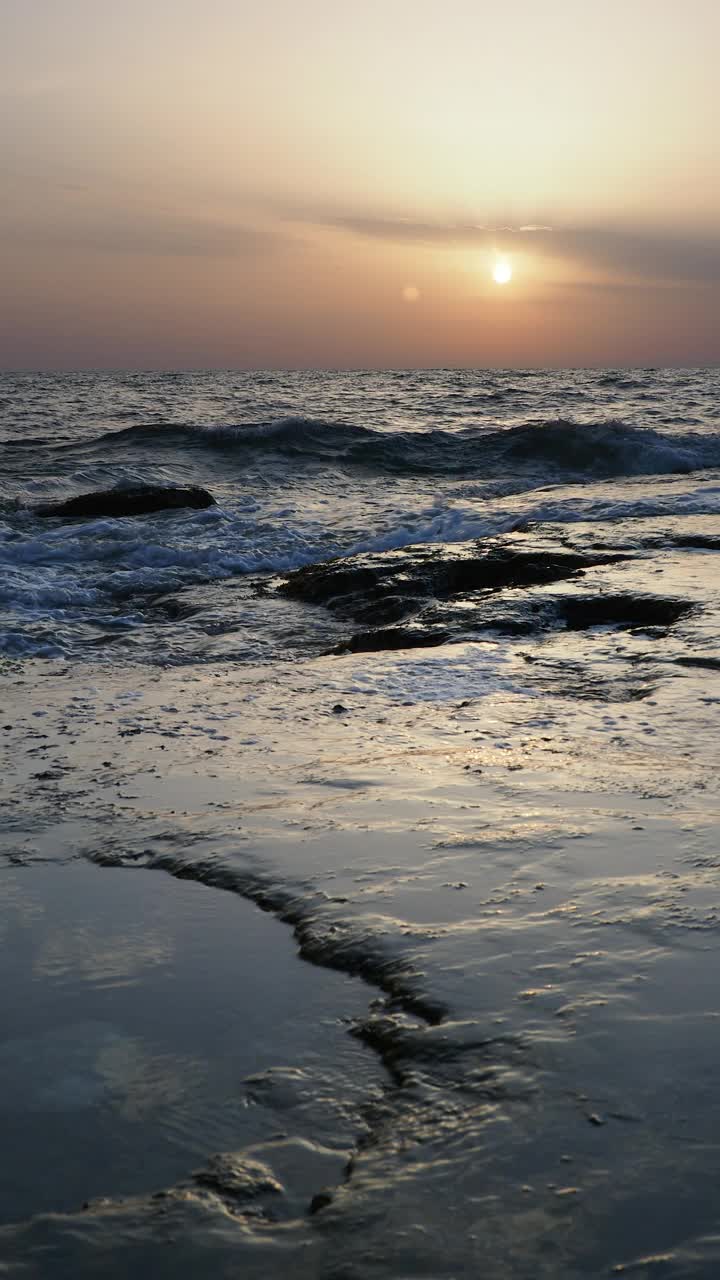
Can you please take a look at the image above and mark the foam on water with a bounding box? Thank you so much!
[3,468,720,658]
[332,641,520,703]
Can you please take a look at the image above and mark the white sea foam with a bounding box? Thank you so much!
[335,642,522,703]
[2,469,720,658]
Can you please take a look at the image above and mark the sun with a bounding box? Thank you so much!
[492,259,512,285]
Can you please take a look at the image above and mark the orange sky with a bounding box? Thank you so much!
[1,0,719,368]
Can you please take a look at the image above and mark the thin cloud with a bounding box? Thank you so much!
[0,211,299,259]
[308,211,720,285]
[323,216,491,246]
[553,227,720,284]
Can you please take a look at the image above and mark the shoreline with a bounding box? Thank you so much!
[3,544,720,1275]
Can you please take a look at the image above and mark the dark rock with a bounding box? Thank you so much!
[309,1190,334,1214]
[668,533,720,550]
[275,537,633,654]
[153,596,200,621]
[674,655,720,671]
[193,1153,283,1202]
[331,704,349,713]
[559,594,693,630]
[274,536,632,656]
[329,590,692,657]
[278,539,622,626]
[334,626,451,655]
[34,485,216,519]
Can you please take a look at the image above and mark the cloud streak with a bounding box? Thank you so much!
[0,210,298,259]
[313,213,720,285]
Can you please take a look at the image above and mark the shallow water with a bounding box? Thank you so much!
[0,862,382,1225]
[2,370,720,1276]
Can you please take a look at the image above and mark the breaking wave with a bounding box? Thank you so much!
[85,417,720,481]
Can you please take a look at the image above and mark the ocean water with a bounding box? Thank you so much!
[3,368,720,662]
[2,369,720,1277]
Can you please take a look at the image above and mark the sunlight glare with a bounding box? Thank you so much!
[492,260,512,285]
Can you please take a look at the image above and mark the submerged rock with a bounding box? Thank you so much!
[277,538,617,625]
[193,1153,283,1202]
[272,533,696,677]
[309,1190,333,1214]
[274,535,631,654]
[559,594,693,630]
[34,485,216,519]
[335,592,694,654]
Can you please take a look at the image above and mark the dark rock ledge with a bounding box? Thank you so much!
[34,484,216,518]
[273,535,694,655]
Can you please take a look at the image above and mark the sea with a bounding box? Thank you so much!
[1,368,720,1278]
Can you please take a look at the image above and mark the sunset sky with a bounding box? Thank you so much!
[2,0,718,369]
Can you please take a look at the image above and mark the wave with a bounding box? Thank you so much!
[595,375,648,390]
[497,420,716,475]
[3,476,720,661]
[84,417,720,482]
